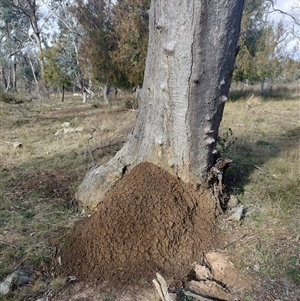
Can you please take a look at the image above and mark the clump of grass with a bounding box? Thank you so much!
[0,92,25,104]
[49,276,66,294]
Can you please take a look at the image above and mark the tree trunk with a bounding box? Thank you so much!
[12,59,17,93]
[28,1,46,81]
[260,81,265,94]
[76,0,244,210]
[61,85,65,102]
[28,56,41,99]
[1,68,8,91]
[104,84,110,104]
[82,90,87,103]
[5,66,11,93]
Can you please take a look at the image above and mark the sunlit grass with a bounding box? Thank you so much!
[220,86,300,297]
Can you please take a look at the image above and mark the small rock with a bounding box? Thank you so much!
[205,252,237,288]
[54,129,63,136]
[0,270,31,295]
[184,280,232,301]
[0,276,13,295]
[245,206,256,217]
[13,142,23,148]
[75,127,84,132]
[195,264,212,280]
[63,127,76,134]
[61,122,71,128]
[36,298,48,301]
[226,205,245,222]
[227,195,239,209]
[13,270,31,287]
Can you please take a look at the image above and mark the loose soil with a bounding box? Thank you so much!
[8,170,76,204]
[60,162,219,286]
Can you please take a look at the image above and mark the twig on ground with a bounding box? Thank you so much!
[246,94,254,110]
[253,165,270,176]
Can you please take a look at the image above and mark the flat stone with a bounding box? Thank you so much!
[205,252,243,289]
[226,205,245,222]
[227,195,239,209]
[61,122,71,128]
[195,264,212,280]
[185,280,232,300]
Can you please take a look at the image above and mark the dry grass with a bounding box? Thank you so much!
[219,84,300,300]
[0,93,137,300]
[0,84,299,300]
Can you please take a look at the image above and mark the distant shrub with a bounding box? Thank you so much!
[0,92,24,104]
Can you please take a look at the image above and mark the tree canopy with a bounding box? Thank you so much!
[0,0,299,96]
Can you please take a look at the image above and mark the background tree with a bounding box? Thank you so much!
[233,0,270,85]
[234,0,300,89]
[0,0,29,92]
[43,45,72,101]
[70,0,115,103]
[76,0,245,209]
[47,0,93,102]
[9,0,46,80]
[110,0,150,88]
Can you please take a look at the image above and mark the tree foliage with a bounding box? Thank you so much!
[234,0,300,85]
[0,0,299,95]
[110,0,150,88]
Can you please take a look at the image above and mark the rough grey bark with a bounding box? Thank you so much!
[103,84,110,104]
[12,58,17,92]
[77,0,244,210]
[61,85,65,102]
[1,68,8,90]
[82,90,87,103]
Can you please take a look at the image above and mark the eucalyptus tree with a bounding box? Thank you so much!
[8,0,47,79]
[76,0,245,209]
[0,0,30,91]
[45,0,89,100]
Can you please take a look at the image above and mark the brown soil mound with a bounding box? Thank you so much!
[60,162,218,285]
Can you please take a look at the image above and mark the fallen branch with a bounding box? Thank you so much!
[246,94,254,110]
[253,165,270,176]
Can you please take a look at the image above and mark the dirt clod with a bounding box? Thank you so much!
[60,162,219,285]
